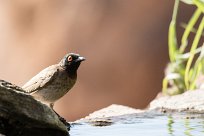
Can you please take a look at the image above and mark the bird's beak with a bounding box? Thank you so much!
[77,56,86,62]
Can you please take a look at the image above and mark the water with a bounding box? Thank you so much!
[70,114,204,136]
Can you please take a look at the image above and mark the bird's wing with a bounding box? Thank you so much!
[22,65,60,93]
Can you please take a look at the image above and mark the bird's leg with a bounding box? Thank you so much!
[50,103,54,109]
[50,103,70,131]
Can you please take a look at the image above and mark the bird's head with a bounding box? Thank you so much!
[60,53,85,74]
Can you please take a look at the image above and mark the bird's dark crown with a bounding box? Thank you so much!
[60,53,85,75]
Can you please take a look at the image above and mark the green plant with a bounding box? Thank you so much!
[163,0,204,95]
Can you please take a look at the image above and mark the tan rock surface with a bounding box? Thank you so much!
[150,90,204,112]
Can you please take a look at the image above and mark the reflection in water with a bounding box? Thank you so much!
[71,115,204,136]
[167,116,175,135]
[167,115,203,136]
[184,119,193,136]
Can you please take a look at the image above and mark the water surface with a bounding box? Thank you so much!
[70,114,204,136]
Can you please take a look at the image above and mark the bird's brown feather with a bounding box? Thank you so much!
[22,64,60,93]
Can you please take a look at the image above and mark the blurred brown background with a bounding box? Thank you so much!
[0,1,194,121]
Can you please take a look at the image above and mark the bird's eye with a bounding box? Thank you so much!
[67,56,73,62]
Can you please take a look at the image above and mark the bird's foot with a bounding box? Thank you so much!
[51,108,71,131]
[58,116,71,131]
[50,104,71,131]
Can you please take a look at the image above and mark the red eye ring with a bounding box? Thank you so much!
[67,56,72,62]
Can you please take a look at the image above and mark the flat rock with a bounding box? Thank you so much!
[69,91,204,136]
[70,104,204,136]
[150,89,204,113]
[84,104,143,119]
[75,104,152,127]
[76,90,204,126]
[0,80,68,136]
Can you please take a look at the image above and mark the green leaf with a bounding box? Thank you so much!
[168,0,179,62]
[180,0,194,5]
[189,44,204,89]
[185,16,204,89]
[179,8,202,53]
[162,77,168,94]
[193,0,204,13]
[168,22,178,62]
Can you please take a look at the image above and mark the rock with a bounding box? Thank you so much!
[0,80,68,136]
[75,90,204,127]
[84,104,143,119]
[2,75,202,136]
[70,104,204,136]
[69,91,204,135]
[150,89,204,113]
[75,104,147,126]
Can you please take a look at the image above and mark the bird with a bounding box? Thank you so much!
[22,53,85,109]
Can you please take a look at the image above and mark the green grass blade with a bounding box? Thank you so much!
[162,77,168,94]
[177,46,202,59]
[184,16,204,89]
[180,23,204,36]
[179,9,202,53]
[189,44,204,89]
[168,0,179,62]
[190,62,202,90]
[181,0,194,4]
[193,0,204,13]
[169,22,178,62]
